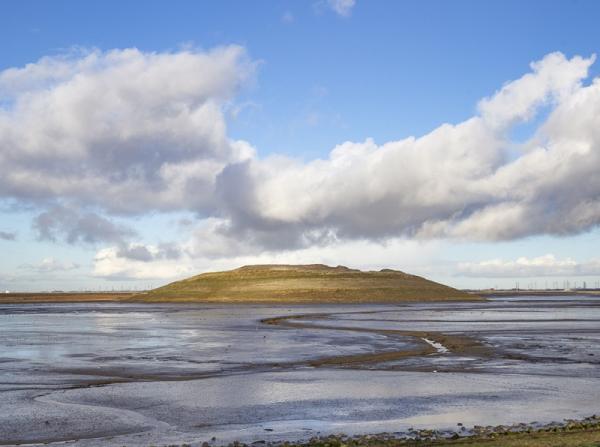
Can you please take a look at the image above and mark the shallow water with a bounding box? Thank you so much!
[0,296,599,446]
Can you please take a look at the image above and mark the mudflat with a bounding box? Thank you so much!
[1,295,599,446]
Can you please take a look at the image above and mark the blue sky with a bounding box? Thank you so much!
[5,1,600,154]
[2,0,600,291]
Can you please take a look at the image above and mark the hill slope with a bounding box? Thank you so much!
[137,264,479,303]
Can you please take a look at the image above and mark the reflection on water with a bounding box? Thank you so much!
[0,296,599,446]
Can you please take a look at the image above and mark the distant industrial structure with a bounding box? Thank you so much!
[468,279,600,294]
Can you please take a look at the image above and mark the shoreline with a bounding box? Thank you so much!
[5,415,600,447]
[0,292,484,305]
[0,292,136,304]
[4,289,599,305]
[251,415,600,447]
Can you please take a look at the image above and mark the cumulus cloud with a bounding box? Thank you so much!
[208,52,599,247]
[457,254,600,277]
[19,257,80,273]
[0,46,255,214]
[326,0,355,17]
[478,53,591,128]
[117,242,182,262]
[93,246,194,280]
[33,205,135,244]
[3,49,600,272]
[0,230,16,241]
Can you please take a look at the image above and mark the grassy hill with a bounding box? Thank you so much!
[136,264,479,303]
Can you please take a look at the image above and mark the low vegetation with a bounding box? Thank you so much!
[148,416,600,447]
[136,264,478,303]
[283,417,600,447]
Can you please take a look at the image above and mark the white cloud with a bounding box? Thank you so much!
[93,246,194,280]
[326,0,355,17]
[478,53,593,129]
[213,53,599,246]
[4,49,600,280]
[457,254,600,277]
[0,46,256,215]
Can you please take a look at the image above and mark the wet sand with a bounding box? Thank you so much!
[0,296,599,446]
[261,311,491,367]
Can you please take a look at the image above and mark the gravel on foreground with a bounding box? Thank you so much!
[196,416,600,447]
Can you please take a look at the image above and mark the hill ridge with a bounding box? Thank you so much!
[137,264,479,303]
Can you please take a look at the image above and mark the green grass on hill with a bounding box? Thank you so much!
[135,264,478,303]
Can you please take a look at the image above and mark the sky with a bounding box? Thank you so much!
[2,0,600,291]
